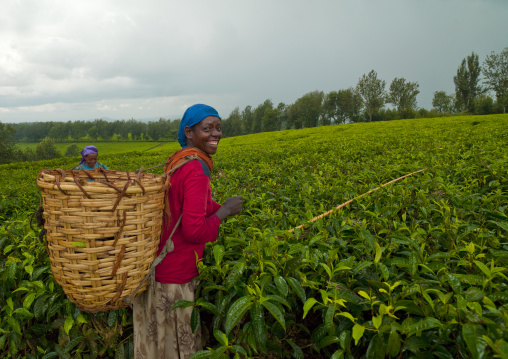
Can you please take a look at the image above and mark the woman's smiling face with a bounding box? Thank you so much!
[185,116,222,155]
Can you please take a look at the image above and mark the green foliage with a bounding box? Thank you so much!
[482,47,508,114]
[1,114,507,358]
[387,77,420,115]
[356,70,387,122]
[288,91,324,129]
[432,91,455,114]
[454,52,482,114]
[322,88,363,125]
[0,122,17,165]
[35,137,61,161]
[64,144,81,157]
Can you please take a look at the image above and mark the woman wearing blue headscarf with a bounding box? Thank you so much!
[72,145,109,171]
[133,104,243,358]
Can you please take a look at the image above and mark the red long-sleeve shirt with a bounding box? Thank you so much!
[155,160,221,283]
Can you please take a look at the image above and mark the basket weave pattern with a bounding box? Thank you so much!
[37,169,165,312]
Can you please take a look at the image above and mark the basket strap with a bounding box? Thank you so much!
[97,167,110,182]
[100,181,123,193]
[110,180,132,212]
[55,175,69,196]
[110,272,129,305]
[111,244,126,277]
[71,171,91,199]
[123,214,183,305]
[112,211,127,247]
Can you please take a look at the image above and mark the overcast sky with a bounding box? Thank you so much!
[1,0,507,123]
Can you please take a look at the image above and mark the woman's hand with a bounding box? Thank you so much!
[215,195,243,221]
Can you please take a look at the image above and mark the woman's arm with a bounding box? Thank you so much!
[180,174,221,244]
[214,196,243,221]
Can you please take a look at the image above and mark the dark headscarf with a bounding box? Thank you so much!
[178,104,221,148]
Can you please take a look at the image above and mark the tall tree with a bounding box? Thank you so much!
[276,102,289,130]
[356,70,386,122]
[322,91,340,125]
[71,121,89,140]
[147,118,170,141]
[49,123,69,142]
[454,52,482,114]
[241,106,254,135]
[0,122,16,164]
[323,88,364,125]
[339,88,364,123]
[222,107,243,137]
[287,103,303,129]
[432,91,455,114]
[262,107,281,132]
[35,137,61,160]
[253,99,274,133]
[290,91,324,128]
[483,47,508,113]
[387,78,420,116]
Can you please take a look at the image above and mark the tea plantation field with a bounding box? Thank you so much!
[1,114,507,358]
[16,141,172,156]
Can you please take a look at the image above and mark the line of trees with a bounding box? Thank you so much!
[1,47,506,164]
[10,118,181,143]
[221,47,507,136]
[0,127,63,164]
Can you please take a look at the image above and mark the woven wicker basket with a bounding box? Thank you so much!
[36,168,165,312]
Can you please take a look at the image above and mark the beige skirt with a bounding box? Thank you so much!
[133,279,202,359]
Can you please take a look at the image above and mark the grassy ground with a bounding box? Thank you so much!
[15,141,174,155]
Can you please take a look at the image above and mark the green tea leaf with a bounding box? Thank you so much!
[317,336,341,350]
[213,329,228,346]
[213,245,225,266]
[108,310,117,328]
[406,317,442,337]
[324,306,335,334]
[303,298,318,319]
[196,298,218,315]
[287,277,306,303]
[114,342,125,359]
[64,336,84,354]
[172,300,195,310]
[339,329,351,350]
[274,275,289,297]
[473,260,491,277]
[23,292,36,310]
[191,307,200,333]
[286,339,304,359]
[13,307,33,318]
[64,316,74,335]
[445,273,462,293]
[265,295,291,308]
[250,302,267,352]
[225,262,245,290]
[261,300,286,331]
[462,324,487,359]
[337,312,355,323]
[352,324,365,345]
[225,296,253,335]
[374,241,382,263]
[189,350,212,359]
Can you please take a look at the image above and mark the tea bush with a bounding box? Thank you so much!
[1,115,507,358]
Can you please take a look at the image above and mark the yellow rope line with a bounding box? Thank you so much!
[288,168,427,234]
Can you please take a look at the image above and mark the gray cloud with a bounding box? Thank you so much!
[1,0,507,122]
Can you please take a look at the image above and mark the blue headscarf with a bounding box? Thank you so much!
[80,145,98,164]
[178,104,221,148]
